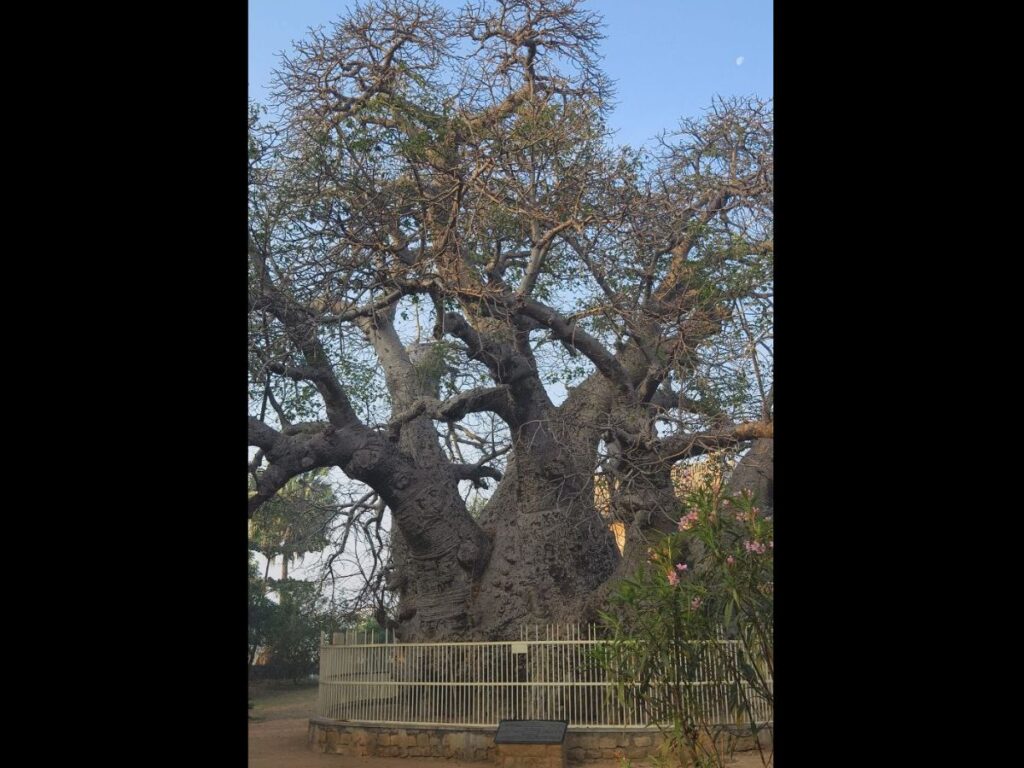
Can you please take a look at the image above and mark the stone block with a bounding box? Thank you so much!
[469,732,491,750]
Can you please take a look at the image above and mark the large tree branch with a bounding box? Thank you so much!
[250,241,363,429]
[516,219,583,298]
[442,310,554,435]
[265,362,361,429]
[388,385,512,438]
[518,299,633,393]
[248,416,281,452]
[442,312,538,390]
[451,461,504,488]
[657,420,774,463]
[247,417,359,517]
[325,288,406,322]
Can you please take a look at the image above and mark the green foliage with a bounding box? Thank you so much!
[263,579,339,680]
[248,554,276,666]
[248,469,336,563]
[248,473,348,681]
[249,567,347,681]
[353,614,392,643]
[596,488,773,767]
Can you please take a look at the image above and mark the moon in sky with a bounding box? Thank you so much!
[736,56,745,66]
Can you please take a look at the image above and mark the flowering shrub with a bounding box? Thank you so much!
[596,486,773,768]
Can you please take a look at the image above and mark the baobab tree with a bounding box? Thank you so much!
[248,0,772,640]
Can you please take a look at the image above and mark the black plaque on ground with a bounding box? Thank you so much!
[494,720,568,744]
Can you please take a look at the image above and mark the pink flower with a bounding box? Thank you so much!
[667,570,679,586]
[751,506,761,517]
[677,510,700,531]
[690,597,702,610]
[768,541,774,549]
[744,540,767,555]
[721,499,730,508]
[675,563,688,572]
[726,555,735,566]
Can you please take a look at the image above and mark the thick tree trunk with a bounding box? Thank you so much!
[345,426,492,641]
[386,340,695,638]
[391,429,772,640]
[469,451,619,637]
[387,388,622,638]
[727,438,774,512]
[252,302,771,642]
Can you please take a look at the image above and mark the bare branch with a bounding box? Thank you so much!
[657,420,774,463]
[266,362,361,429]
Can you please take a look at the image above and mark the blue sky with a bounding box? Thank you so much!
[248,0,772,149]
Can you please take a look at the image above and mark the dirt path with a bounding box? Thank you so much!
[247,685,772,768]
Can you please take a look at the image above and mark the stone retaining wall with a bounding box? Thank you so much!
[308,720,772,762]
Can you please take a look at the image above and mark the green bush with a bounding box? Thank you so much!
[249,556,344,681]
[259,579,332,681]
[597,487,773,767]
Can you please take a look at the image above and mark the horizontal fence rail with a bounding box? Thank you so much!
[317,625,772,729]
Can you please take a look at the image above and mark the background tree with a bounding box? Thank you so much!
[248,0,772,641]
[263,578,340,681]
[248,569,346,681]
[249,553,277,669]
[248,468,336,579]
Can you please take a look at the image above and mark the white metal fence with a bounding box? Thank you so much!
[317,624,772,729]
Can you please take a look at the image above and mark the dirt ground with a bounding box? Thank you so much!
[247,684,772,768]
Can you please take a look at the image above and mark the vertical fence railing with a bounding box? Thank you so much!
[317,624,772,728]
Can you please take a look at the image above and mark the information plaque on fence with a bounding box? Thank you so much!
[495,720,568,744]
